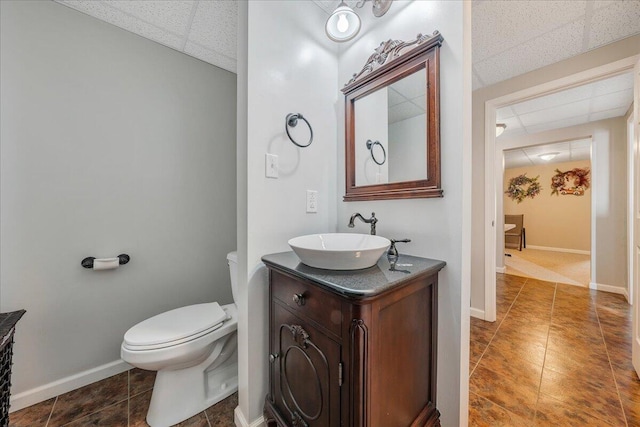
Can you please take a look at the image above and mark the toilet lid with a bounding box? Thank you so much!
[124,302,227,347]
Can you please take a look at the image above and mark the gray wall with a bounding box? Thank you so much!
[0,0,237,397]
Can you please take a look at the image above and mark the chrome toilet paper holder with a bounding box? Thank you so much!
[81,254,130,269]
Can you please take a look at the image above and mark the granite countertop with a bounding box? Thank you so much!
[0,310,26,348]
[261,251,446,298]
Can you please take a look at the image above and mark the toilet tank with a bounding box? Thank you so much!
[226,251,238,304]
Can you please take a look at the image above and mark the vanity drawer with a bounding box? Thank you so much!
[271,270,343,337]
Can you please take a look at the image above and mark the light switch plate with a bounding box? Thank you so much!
[306,190,318,213]
[265,153,278,178]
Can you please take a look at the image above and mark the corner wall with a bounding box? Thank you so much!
[471,35,640,313]
[1,0,237,406]
[336,1,469,424]
[237,1,339,423]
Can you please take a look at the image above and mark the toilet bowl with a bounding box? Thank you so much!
[121,251,239,427]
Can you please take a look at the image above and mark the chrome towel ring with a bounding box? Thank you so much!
[366,139,386,165]
[285,113,313,148]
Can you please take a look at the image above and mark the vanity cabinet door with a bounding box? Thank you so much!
[269,302,342,427]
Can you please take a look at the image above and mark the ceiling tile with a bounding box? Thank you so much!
[590,90,634,112]
[311,0,359,15]
[570,138,592,150]
[588,0,640,49]
[472,0,586,62]
[187,0,237,60]
[388,101,424,124]
[56,1,184,50]
[410,95,426,112]
[499,127,529,140]
[105,0,194,35]
[389,70,425,99]
[499,116,523,132]
[496,106,516,121]
[388,88,405,107]
[589,106,630,122]
[184,41,237,73]
[524,142,570,157]
[511,84,593,115]
[525,114,590,134]
[593,72,634,95]
[519,99,591,127]
[474,19,585,87]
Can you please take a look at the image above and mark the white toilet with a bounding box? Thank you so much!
[121,251,239,427]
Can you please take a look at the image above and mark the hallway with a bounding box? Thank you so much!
[470,274,639,426]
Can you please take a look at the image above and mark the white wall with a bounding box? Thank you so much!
[497,117,628,291]
[0,0,237,404]
[337,2,469,425]
[237,1,339,423]
[389,114,427,182]
[471,35,640,313]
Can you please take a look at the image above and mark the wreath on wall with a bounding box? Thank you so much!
[551,167,591,196]
[505,174,542,204]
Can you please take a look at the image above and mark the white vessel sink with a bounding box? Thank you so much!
[288,233,391,270]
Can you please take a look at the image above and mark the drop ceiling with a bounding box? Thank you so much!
[472,0,640,90]
[53,1,640,90]
[504,138,591,169]
[497,71,634,140]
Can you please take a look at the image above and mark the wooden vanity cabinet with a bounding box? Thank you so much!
[263,255,443,427]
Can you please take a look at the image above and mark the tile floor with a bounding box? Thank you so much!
[470,273,640,426]
[9,368,236,426]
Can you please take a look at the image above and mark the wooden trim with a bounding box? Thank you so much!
[343,32,443,202]
[350,319,368,427]
[410,401,441,427]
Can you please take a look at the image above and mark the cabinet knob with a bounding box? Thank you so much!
[269,353,279,363]
[292,293,306,306]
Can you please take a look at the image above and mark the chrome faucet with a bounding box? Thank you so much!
[348,212,378,235]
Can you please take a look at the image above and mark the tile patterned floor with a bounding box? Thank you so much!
[470,273,640,426]
[9,368,236,427]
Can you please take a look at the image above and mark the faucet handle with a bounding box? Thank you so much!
[387,238,411,257]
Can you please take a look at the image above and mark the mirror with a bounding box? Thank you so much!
[343,32,443,201]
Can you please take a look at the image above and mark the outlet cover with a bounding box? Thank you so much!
[265,153,278,178]
[306,190,318,213]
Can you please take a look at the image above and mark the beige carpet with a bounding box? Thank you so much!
[504,247,590,286]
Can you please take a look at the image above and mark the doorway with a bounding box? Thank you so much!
[483,57,638,322]
[501,139,592,286]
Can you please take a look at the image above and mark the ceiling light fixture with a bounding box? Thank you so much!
[496,123,507,137]
[538,152,559,161]
[325,0,393,43]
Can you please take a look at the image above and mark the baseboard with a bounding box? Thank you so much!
[589,282,627,296]
[495,266,506,274]
[10,359,131,412]
[526,245,590,255]
[622,288,630,303]
[470,308,485,320]
[234,406,265,427]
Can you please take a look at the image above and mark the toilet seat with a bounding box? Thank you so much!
[124,302,228,351]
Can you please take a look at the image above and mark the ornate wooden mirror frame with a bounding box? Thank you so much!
[342,31,443,201]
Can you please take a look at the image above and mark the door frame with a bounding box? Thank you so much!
[483,55,639,322]
[628,111,635,303]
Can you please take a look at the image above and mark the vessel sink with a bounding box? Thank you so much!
[288,233,391,270]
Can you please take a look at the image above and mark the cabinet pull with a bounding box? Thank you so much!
[292,293,306,306]
[269,353,279,363]
[338,362,343,386]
